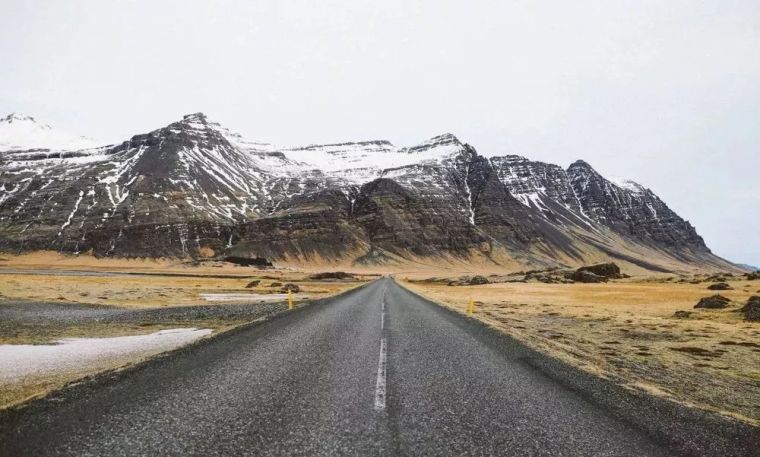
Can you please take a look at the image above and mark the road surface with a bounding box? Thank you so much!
[1,278,756,456]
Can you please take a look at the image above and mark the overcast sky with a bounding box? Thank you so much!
[1,0,758,266]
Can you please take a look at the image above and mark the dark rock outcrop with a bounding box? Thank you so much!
[576,263,622,278]
[694,295,731,309]
[740,296,760,321]
[308,272,356,280]
[281,283,300,293]
[707,282,733,291]
[569,270,607,283]
[468,275,490,285]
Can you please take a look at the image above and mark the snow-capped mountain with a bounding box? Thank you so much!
[0,113,99,152]
[0,112,737,272]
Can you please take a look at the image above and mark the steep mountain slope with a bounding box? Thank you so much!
[0,112,738,272]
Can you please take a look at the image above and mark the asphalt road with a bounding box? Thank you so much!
[1,278,756,456]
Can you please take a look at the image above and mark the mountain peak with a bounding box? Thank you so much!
[0,113,97,151]
[428,132,461,145]
[181,112,208,123]
[2,113,40,124]
[568,159,593,170]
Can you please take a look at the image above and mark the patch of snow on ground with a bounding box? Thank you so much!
[200,293,290,302]
[0,328,212,384]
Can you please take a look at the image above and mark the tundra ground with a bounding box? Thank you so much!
[402,277,760,425]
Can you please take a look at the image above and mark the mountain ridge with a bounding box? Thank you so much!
[0,112,739,273]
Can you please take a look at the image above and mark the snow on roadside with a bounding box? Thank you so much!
[0,328,212,384]
[200,293,289,302]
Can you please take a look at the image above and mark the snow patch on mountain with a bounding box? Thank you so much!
[0,114,100,152]
[610,177,646,194]
[277,133,466,183]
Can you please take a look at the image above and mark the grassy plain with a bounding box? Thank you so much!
[402,277,760,425]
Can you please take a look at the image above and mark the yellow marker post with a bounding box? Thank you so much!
[288,289,294,310]
[467,299,475,315]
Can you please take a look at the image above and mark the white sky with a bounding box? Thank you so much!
[1,0,758,266]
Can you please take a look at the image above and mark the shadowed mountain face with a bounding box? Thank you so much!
[0,113,737,272]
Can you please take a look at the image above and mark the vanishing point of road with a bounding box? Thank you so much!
[1,278,756,456]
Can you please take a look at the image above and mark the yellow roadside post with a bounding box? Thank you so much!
[467,299,475,315]
[288,289,294,310]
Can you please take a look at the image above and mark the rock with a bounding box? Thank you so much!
[225,257,273,267]
[468,275,490,285]
[694,295,731,309]
[269,282,282,287]
[746,272,760,280]
[740,296,760,321]
[569,270,607,283]
[525,270,574,284]
[576,262,621,278]
[308,272,355,280]
[281,283,300,293]
[673,310,692,318]
[707,282,733,291]
[244,280,260,288]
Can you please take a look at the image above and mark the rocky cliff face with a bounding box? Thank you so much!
[566,160,707,251]
[0,112,735,272]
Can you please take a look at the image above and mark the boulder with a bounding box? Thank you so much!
[694,295,731,309]
[281,283,300,293]
[308,271,355,280]
[469,275,490,285]
[224,256,273,267]
[673,310,692,318]
[569,270,607,283]
[707,282,733,291]
[269,282,282,287]
[576,263,622,279]
[740,296,760,321]
[244,280,261,288]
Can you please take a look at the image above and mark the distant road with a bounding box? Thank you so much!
[1,278,756,456]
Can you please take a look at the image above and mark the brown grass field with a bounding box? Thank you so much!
[0,252,373,308]
[402,277,760,426]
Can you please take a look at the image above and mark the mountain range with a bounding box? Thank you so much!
[0,112,740,272]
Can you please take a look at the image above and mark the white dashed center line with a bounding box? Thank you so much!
[374,337,387,411]
[375,287,388,411]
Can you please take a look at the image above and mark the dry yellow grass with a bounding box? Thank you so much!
[0,252,370,307]
[403,278,760,425]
